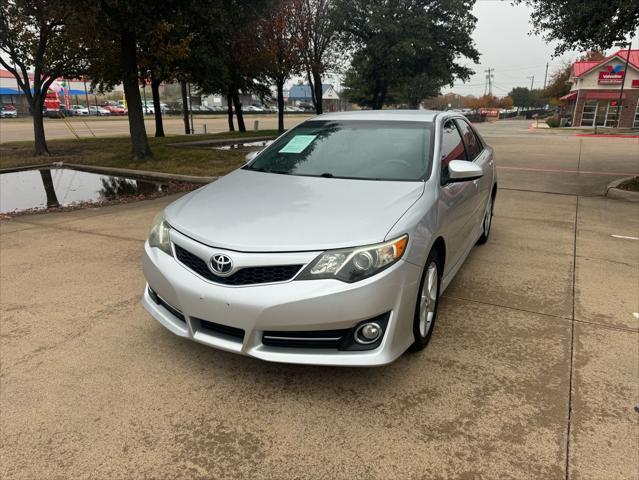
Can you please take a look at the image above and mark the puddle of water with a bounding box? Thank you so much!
[0,168,190,214]
[214,140,272,150]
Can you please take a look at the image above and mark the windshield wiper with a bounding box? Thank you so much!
[319,172,334,178]
[248,167,290,175]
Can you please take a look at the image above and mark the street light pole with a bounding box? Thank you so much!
[614,41,632,128]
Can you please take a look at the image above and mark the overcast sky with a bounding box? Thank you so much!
[441,1,577,97]
[444,1,639,97]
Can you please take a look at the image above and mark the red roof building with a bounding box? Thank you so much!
[561,49,639,129]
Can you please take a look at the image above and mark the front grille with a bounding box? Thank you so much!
[174,244,303,286]
[197,318,245,342]
[262,329,350,349]
[148,287,186,322]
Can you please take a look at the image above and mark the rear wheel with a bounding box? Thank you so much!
[409,249,441,352]
[476,192,494,245]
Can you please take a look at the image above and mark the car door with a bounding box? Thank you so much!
[437,119,478,274]
[455,119,492,240]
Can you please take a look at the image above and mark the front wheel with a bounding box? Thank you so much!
[408,249,441,352]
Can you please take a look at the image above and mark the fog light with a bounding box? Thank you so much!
[354,322,382,344]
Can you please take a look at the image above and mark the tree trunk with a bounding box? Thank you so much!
[39,169,59,207]
[312,69,323,114]
[121,29,152,159]
[226,92,234,131]
[181,81,190,134]
[32,95,49,156]
[371,80,387,110]
[276,79,285,133]
[151,76,164,137]
[232,89,246,132]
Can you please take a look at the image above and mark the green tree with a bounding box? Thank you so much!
[0,0,90,155]
[517,0,639,55]
[335,0,480,110]
[187,0,273,132]
[138,20,192,137]
[508,87,545,110]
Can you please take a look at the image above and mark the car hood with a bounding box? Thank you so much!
[165,169,424,252]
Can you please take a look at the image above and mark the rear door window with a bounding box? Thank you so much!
[455,119,482,160]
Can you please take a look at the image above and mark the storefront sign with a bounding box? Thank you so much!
[632,79,639,88]
[479,108,499,117]
[598,65,625,84]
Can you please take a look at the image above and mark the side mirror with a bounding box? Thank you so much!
[245,150,260,163]
[446,160,483,183]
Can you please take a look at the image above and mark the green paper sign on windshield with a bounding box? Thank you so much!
[279,135,317,154]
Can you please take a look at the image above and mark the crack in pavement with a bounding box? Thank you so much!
[0,296,141,377]
[0,219,145,243]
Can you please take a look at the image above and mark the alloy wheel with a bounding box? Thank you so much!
[419,261,438,337]
[484,196,493,235]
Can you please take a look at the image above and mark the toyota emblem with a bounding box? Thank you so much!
[209,253,233,276]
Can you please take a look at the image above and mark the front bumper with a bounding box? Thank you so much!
[141,231,422,366]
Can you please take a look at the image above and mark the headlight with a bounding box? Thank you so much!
[297,235,408,283]
[148,211,173,256]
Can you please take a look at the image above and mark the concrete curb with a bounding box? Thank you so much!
[166,135,276,148]
[0,162,216,184]
[606,177,639,202]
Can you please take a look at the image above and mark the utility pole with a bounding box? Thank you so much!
[527,75,534,90]
[614,40,632,128]
[543,62,549,90]
[484,68,493,96]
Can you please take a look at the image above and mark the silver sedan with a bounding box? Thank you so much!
[142,110,496,366]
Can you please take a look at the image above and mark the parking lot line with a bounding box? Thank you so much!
[497,165,639,177]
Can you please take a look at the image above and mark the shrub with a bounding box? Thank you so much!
[546,117,559,128]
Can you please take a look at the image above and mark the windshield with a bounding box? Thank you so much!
[244,120,433,181]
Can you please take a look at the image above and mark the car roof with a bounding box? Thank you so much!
[313,109,441,122]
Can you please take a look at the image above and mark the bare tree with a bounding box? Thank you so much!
[254,0,303,132]
[293,0,339,114]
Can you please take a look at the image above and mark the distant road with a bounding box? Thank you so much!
[0,114,312,143]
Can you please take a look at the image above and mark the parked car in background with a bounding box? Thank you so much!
[0,104,18,118]
[88,106,111,116]
[69,105,89,116]
[101,102,126,115]
[244,105,263,112]
[142,110,497,366]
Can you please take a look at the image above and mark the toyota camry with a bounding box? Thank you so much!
[142,110,496,366]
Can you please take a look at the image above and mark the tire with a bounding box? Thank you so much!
[476,192,494,245]
[408,249,441,352]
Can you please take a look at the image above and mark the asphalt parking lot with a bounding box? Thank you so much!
[1,123,638,479]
